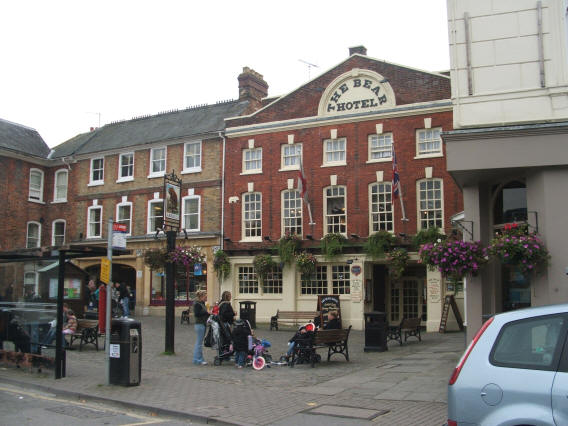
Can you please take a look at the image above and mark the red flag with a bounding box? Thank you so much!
[298,158,308,203]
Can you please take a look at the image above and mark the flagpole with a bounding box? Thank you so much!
[398,181,408,222]
[392,144,409,223]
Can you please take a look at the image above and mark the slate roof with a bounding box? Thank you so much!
[51,99,249,158]
[0,118,51,158]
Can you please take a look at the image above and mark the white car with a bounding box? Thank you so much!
[447,304,568,425]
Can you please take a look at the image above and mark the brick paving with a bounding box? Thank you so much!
[0,316,465,425]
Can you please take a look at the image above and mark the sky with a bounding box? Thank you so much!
[1,0,450,148]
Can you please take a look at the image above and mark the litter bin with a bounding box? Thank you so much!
[364,311,388,352]
[239,301,257,329]
[109,318,142,386]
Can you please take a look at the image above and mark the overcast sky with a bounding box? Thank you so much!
[1,0,450,148]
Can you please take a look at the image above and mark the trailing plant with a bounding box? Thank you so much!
[143,248,168,271]
[364,231,396,258]
[388,248,409,280]
[277,234,301,265]
[168,246,206,268]
[413,227,446,250]
[253,254,276,283]
[488,223,549,275]
[419,239,487,281]
[296,251,318,278]
[213,249,231,280]
[321,233,348,260]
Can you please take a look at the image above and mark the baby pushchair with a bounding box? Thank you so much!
[205,314,233,365]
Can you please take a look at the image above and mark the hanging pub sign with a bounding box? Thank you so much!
[163,171,182,230]
[317,294,342,329]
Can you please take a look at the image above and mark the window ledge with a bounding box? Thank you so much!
[366,158,392,164]
[181,167,202,175]
[240,237,262,243]
[86,236,102,240]
[414,153,444,160]
[278,166,300,172]
[116,177,134,183]
[51,200,67,204]
[28,199,45,204]
[147,172,165,179]
[88,181,104,187]
[321,162,347,168]
[240,170,263,176]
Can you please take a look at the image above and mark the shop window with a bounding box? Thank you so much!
[150,264,206,305]
[493,181,527,225]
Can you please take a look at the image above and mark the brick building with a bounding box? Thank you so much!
[222,47,463,331]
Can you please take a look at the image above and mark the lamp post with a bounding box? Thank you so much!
[163,171,182,354]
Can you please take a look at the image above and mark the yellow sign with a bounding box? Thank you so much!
[100,258,110,283]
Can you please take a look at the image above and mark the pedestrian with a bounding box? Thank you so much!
[193,290,209,365]
[232,319,251,369]
[218,291,236,327]
[324,310,341,330]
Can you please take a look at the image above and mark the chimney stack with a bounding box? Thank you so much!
[238,67,268,114]
[349,45,367,56]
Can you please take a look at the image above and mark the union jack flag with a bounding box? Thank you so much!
[298,157,308,203]
[392,146,400,200]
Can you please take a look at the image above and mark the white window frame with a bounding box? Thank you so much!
[147,199,164,234]
[52,219,66,246]
[89,157,104,186]
[53,169,68,202]
[181,194,200,232]
[24,271,38,297]
[417,178,444,230]
[26,221,41,248]
[182,141,202,174]
[280,143,302,171]
[299,264,351,296]
[238,266,259,294]
[242,192,262,241]
[367,133,393,163]
[28,168,44,203]
[148,147,167,178]
[116,201,133,236]
[87,205,103,239]
[323,137,347,167]
[324,185,347,236]
[281,189,302,237]
[242,147,262,174]
[415,127,443,158]
[369,182,394,233]
[117,152,134,182]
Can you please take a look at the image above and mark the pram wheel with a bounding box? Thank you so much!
[214,356,221,366]
[252,356,266,370]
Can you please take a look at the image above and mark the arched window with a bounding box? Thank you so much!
[26,221,41,248]
[493,181,527,226]
[52,219,65,246]
[29,168,44,202]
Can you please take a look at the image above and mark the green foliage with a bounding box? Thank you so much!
[296,251,317,278]
[143,248,168,271]
[213,249,231,280]
[412,227,446,250]
[321,233,348,260]
[253,254,276,283]
[277,234,301,265]
[364,231,396,258]
[388,248,409,281]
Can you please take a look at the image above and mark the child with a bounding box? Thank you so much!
[232,319,251,368]
[285,322,315,359]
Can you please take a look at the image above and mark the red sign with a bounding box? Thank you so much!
[113,223,127,232]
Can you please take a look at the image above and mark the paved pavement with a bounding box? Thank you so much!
[0,316,466,425]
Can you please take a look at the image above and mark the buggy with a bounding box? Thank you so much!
[205,314,233,365]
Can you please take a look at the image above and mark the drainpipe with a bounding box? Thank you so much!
[219,131,226,251]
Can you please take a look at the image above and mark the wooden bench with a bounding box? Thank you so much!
[69,319,100,351]
[387,317,422,345]
[270,310,319,331]
[290,326,352,367]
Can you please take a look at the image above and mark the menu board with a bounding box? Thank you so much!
[317,295,342,329]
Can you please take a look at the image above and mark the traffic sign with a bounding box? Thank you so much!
[100,257,110,283]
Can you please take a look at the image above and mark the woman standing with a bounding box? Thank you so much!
[218,291,236,327]
[193,290,209,365]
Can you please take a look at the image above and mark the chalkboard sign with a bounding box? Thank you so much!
[439,295,464,333]
[317,295,342,329]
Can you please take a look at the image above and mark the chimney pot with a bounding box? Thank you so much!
[349,45,367,56]
[238,67,268,114]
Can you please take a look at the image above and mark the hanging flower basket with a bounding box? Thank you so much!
[412,227,446,250]
[296,251,318,279]
[168,246,206,268]
[364,230,396,258]
[388,247,409,281]
[419,239,487,281]
[253,254,276,283]
[143,248,168,271]
[321,233,347,259]
[488,223,549,275]
[277,234,301,265]
[213,249,231,280]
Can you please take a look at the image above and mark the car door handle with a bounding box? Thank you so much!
[480,392,487,396]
